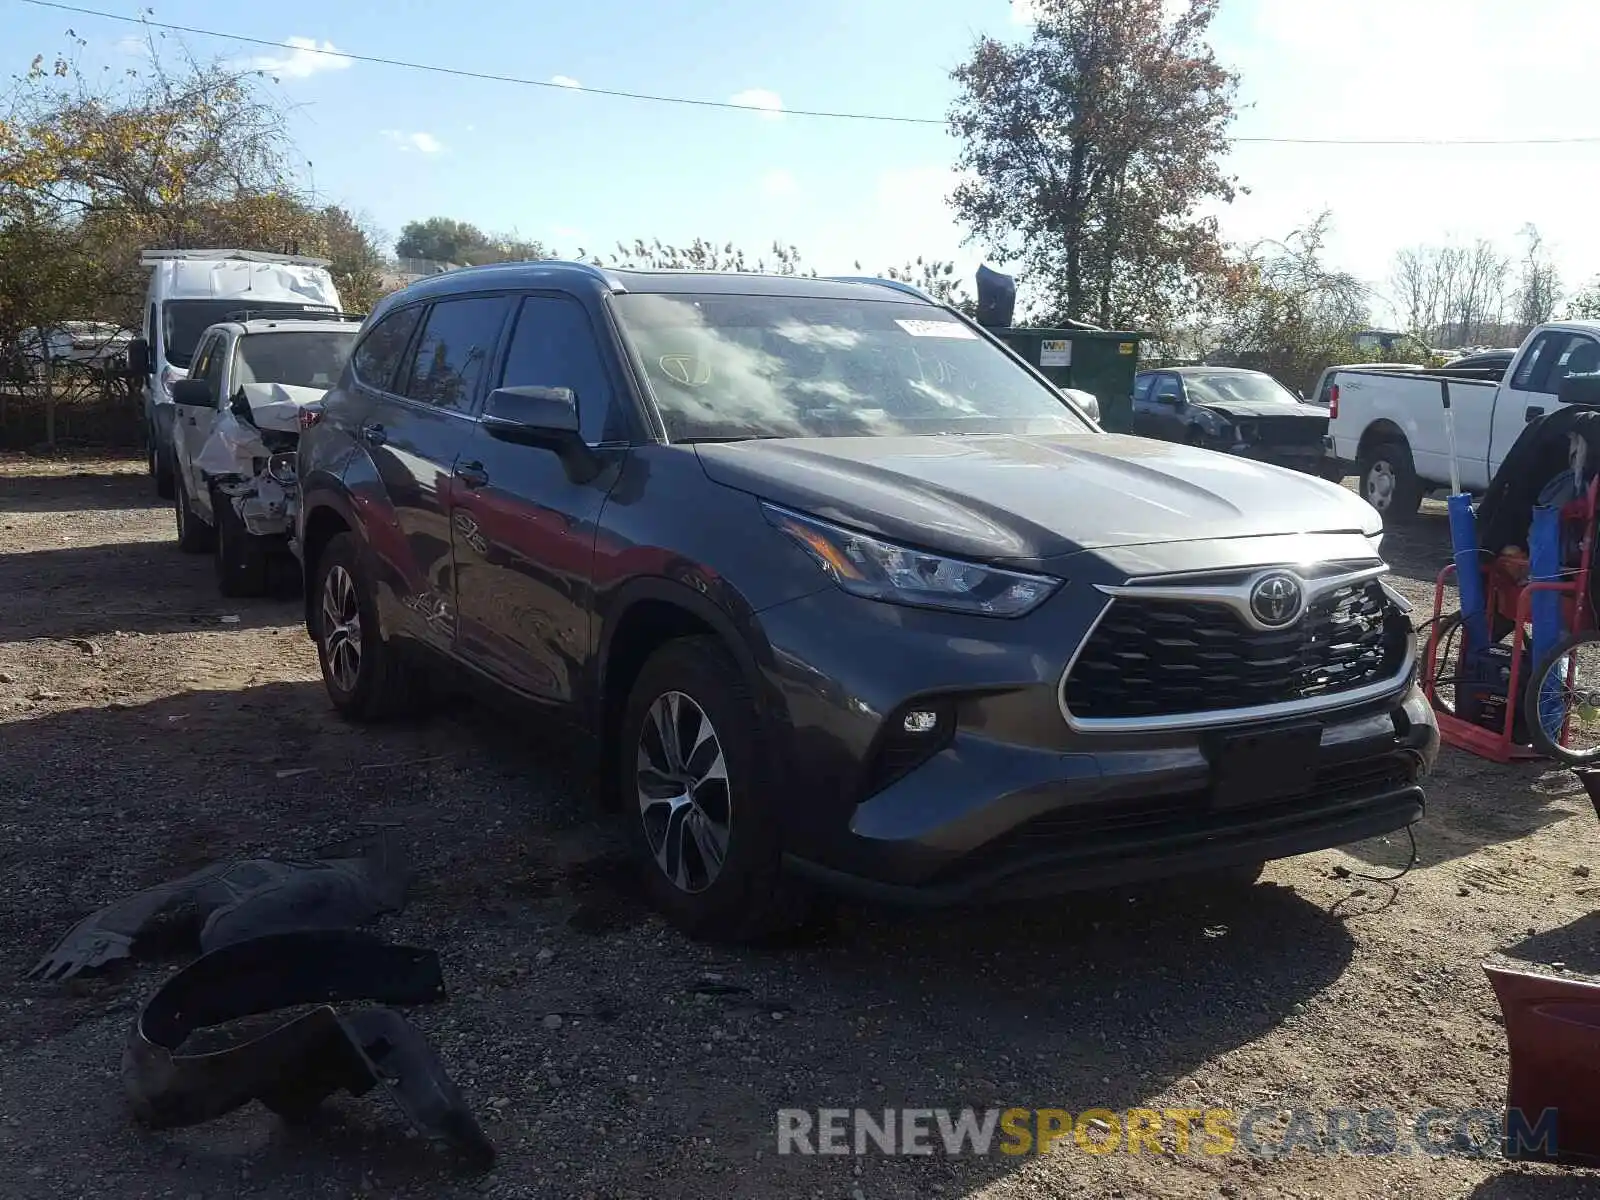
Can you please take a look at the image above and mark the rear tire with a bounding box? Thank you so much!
[618,636,809,942]
[212,484,269,598]
[310,532,425,721]
[173,471,214,554]
[151,426,175,499]
[1358,439,1423,524]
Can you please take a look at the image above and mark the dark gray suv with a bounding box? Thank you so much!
[296,262,1437,940]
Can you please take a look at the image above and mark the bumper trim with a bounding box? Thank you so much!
[785,784,1423,907]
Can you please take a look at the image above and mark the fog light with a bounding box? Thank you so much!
[903,709,940,735]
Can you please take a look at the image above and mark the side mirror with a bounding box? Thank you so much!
[127,337,151,378]
[1560,372,1600,409]
[1155,392,1182,407]
[171,377,214,406]
[482,385,599,482]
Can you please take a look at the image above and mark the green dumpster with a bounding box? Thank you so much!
[995,327,1144,433]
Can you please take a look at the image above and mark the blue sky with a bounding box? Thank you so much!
[8,0,1600,321]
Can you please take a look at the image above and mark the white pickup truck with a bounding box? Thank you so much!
[1327,320,1600,521]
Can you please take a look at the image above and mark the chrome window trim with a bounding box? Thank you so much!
[1057,563,1414,734]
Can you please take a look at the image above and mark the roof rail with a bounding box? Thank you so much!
[140,249,333,268]
[822,275,937,304]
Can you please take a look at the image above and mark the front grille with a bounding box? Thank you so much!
[1063,579,1407,720]
[1246,415,1327,446]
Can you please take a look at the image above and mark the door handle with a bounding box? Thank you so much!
[1526,405,1545,423]
[455,461,489,489]
[361,422,388,446]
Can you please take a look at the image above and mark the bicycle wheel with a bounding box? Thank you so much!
[1424,611,1464,717]
[1524,630,1600,766]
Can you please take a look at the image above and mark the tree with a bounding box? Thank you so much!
[1512,223,1560,338]
[1567,278,1600,322]
[948,0,1238,331]
[603,237,809,274]
[394,217,546,266]
[0,39,386,443]
[1389,237,1515,348]
[395,216,491,264]
[1208,213,1379,392]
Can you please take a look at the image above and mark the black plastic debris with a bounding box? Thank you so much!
[125,928,494,1169]
[29,836,410,982]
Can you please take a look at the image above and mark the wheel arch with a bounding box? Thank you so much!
[1357,420,1410,462]
[299,491,361,636]
[594,578,778,812]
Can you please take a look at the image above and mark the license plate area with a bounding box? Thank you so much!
[1207,723,1323,810]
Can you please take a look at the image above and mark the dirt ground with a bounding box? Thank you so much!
[2,452,1598,1200]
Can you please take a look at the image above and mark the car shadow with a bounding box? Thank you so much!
[0,458,160,515]
[0,540,298,641]
[1501,913,1600,976]
[1465,1171,1600,1199]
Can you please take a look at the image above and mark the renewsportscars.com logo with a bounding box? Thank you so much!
[775,1106,1559,1158]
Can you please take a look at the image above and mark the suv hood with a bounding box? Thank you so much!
[1193,399,1327,421]
[694,433,1377,561]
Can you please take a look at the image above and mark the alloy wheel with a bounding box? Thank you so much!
[320,564,363,693]
[1365,461,1396,510]
[635,690,731,894]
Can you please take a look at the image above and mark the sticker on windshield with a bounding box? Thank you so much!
[894,319,977,340]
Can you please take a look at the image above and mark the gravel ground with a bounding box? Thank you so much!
[2,452,1599,1200]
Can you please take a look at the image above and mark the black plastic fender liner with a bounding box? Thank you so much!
[124,930,494,1169]
[28,835,411,982]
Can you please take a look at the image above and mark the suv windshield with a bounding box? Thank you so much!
[1184,373,1300,407]
[234,331,355,389]
[162,300,338,368]
[611,293,1093,441]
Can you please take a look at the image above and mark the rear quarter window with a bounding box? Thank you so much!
[351,305,424,393]
[1133,375,1154,401]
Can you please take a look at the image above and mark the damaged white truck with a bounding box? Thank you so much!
[169,313,362,596]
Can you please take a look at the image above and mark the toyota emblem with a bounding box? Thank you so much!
[1249,572,1304,627]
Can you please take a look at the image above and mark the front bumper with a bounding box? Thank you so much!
[1220,440,1330,475]
[756,576,1435,906]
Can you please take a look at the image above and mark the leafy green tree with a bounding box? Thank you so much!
[948,0,1237,330]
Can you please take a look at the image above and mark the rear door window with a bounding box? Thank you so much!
[401,297,513,412]
[1133,374,1154,402]
[351,305,423,393]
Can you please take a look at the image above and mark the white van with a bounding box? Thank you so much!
[129,249,343,498]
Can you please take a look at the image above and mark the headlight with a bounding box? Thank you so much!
[763,504,1062,618]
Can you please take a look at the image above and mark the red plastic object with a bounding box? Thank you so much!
[1422,477,1600,763]
[1484,960,1600,1167]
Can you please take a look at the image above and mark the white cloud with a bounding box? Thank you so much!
[1010,0,1039,22]
[551,75,582,89]
[730,88,784,120]
[249,35,352,79]
[760,168,798,199]
[382,130,446,154]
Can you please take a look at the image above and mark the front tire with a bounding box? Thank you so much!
[212,484,269,598]
[1358,439,1423,524]
[310,532,423,721]
[618,636,804,941]
[173,471,214,553]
